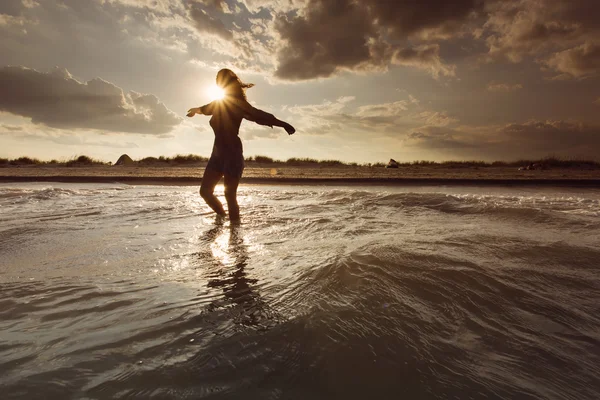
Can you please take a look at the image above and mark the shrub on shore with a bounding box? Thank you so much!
[9,157,43,166]
[522,156,599,169]
[169,154,209,164]
[65,155,105,167]
[284,157,319,165]
[138,156,160,165]
[283,157,346,166]
[252,155,275,163]
[137,154,208,165]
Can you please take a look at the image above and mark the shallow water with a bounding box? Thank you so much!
[1,183,599,399]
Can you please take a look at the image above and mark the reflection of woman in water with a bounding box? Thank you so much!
[202,221,272,327]
[187,69,296,221]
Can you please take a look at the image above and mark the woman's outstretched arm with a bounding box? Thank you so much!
[240,102,295,135]
[186,102,215,117]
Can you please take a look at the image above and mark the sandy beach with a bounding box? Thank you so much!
[1,165,600,186]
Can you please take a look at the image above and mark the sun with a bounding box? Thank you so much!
[206,84,225,101]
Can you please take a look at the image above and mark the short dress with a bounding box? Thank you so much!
[205,129,245,178]
[203,97,276,179]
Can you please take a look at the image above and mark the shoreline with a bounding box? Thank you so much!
[2,165,600,187]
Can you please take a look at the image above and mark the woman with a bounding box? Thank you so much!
[187,69,295,221]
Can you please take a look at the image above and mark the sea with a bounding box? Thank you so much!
[0,182,599,400]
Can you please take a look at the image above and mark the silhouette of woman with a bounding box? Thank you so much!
[187,69,295,221]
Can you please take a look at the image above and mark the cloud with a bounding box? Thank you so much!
[0,13,27,27]
[487,81,523,92]
[239,0,303,13]
[286,94,459,139]
[481,0,600,77]
[272,0,476,80]
[404,126,473,149]
[482,1,582,62]
[13,132,141,149]
[286,92,600,159]
[273,0,378,80]
[98,0,181,13]
[183,2,279,75]
[545,42,600,78]
[417,111,459,127]
[356,101,409,118]
[368,0,484,40]
[401,119,600,160]
[239,125,280,140]
[287,96,355,116]
[500,119,600,151]
[0,124,24,132]
[187,1,233,41]
[392,45,456,78]
[0,66,181,135]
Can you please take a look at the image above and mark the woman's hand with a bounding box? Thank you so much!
[186,107,200,117]
[283,122,296,135]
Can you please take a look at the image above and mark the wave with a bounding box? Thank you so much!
[0,185,130,202]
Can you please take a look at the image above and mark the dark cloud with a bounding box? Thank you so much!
[368,0,484,40]
[482,0,600,78]
[187,1,233,41]
[0,66,181,135]
[483,1,581,61]
[273,0,480,80]
[273,0,377,80]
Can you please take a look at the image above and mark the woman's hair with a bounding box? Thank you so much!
[216,68,254,100]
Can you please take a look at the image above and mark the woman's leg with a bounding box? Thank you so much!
[200,168,226,216]
[223,173,241,222]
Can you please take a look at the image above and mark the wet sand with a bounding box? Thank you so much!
[1,165,600,186]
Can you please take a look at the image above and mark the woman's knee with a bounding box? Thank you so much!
[199,185,214,199]
[224,188,237,203]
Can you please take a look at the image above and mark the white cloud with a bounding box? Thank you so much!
[286,94,458,139]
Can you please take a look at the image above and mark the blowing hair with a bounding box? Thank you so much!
[217,68,254,100]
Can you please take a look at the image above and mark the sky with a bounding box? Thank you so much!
[1,0,599,163]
